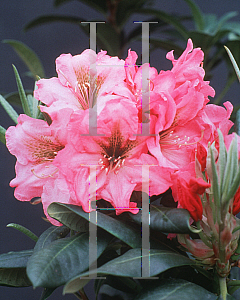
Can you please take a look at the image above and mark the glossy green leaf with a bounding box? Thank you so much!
[0,125,6,145]
[33,225,70,252]
[27,231,111,288]
[48,203,142,248]
[183,0,204,31]
[133,278,217,300]
[63,278,91,294]
[0,249,33,287]
[0,268,31,287]
[130,205,195,234]
[25,15,86,31]
[7,223,38,242]
[54,0,108,14]
[0,94,19,124]
[139,8,189,40]
[73,248,194,278]
[0,250,33,268]
[12,65,31,117]
[3,40,45,79]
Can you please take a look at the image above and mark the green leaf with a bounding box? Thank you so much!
[0,125,6,145]
[48,203,142,248]
[74,248,194,278]
[115,0,148,28]
[3,40,45,79]
[217,129,227,195]
[12,65,31,117]
[133,278,217,300]
[4,90,33,107]
[0,268,31,287]
[224,45,240,82]
[0,250,33,268]
[27,231,111,288]
[27,94,39,119]
[54,0,108,15]
[81,22,120,56]
[150,38,184,57]
[0,249,33,287]
[138,8,189,40]
[63,278,91,294]
[236,108,240,136]
[25,15,86,31]
[33,225,70,252]
[0,94,19,124]
[40,287,56,300]
[130,205,196,234]
[183,0,204,31]
[7,223,38,242]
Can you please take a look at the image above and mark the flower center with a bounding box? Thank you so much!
[97,124,137,174]
[26,136,65,164]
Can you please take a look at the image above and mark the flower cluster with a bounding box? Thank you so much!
[6,39,235,226]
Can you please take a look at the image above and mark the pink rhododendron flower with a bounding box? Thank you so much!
[53,98,172,214]
[35,49,126,117]
[5,112,75,225]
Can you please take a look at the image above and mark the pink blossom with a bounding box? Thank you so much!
[5,112,74,225]
[53,98,172,214]
[35,49,126,117]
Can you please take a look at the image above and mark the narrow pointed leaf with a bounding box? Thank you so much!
[0,94,19,124]
[4,90,33,107]
[0,125,6,144]
[183,0,204,31]
[222,134,238,202]
[48,203,142,248]
[0,250,33,268]
[130,205,195,234]
[225,45,240,82]
[139,8,189,39]
[33,225,70,252]
[7,223,38,242]
[133,278,217,300]
[73,248,194,278]
[217,129,227,194]
[236,109,240,135]
[0,268,31,287]
[12,65,31,116]
[27,231,111,288]
[3,40,45,78]
[210,145,220,208]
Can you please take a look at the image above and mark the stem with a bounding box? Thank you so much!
[79,289,89,300]
[219,276,228,300]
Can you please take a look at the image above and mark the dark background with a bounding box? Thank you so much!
[0,1,240,299]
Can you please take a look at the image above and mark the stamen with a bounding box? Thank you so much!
[31,168,59,179]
